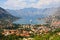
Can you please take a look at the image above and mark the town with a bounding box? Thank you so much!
[0,19,60,40]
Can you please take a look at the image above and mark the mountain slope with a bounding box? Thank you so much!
[45,7,60,25]
[0,7,18,22]
[7,8,59,19]
[53,7,60,19]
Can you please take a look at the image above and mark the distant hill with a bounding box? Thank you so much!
[45,7,60,25]
[6,7,60,24]
[0,7,19,28]
[0,7,18,22]
[7,8,59,19]
[7,8,53,19]
[53,7,60,19]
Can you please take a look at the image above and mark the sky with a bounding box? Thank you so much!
[0,0,60,10]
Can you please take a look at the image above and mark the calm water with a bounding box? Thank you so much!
[13,19,46,24]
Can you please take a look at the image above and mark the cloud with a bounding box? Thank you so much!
[31,0,60,8]
[0,0,60,10]
[3,0,27,9]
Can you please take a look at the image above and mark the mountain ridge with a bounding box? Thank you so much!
[7,7,60,19]
[0,7,18,22]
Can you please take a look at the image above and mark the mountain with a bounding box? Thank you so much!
[7,8,58,19]
[0,7,18,22]
[6,9,20,17]
[44,7,60,24]
[53,7,60,19]
[6,7,60,24]
[47,7,60,20]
